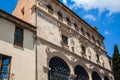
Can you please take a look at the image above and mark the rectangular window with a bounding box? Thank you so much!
[0,55,11,80]
[14,26,23,47]
[62,35,68,44]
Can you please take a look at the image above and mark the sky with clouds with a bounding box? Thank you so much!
[0,0,119,56]
[60,0,120,56]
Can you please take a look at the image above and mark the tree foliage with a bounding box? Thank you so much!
[112,44,120,80]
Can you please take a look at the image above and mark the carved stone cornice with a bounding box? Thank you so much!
[58,23,73,36]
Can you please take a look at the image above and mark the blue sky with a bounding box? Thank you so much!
[0,0,120,56]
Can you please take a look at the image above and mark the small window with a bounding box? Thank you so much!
[47,5,53,14]
[0,55,11,80]
[21,7,24,15]
[58,11,63,21]
[14,26,24,47]
[81,28,85,35]
[87,32,90,38]
[66,17,71,26]
[92,36,95,42]
[97,40,100,46]
[62,35,68,44]
[96,54,100,62]
[81,46,86,54]
[74,23,79,31]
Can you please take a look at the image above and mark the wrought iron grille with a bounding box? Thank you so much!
[0,72,14,80]
[74,65,89,80]
[74,75,89,80]
[48,70,70,80]
[49,57,70,80]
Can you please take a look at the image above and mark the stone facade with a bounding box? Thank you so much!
[12,0,114,80]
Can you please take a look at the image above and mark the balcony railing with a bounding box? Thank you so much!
[0,72,15,80]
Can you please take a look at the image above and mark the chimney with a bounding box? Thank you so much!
[93,26,98,31]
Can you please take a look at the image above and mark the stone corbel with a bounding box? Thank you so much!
[100,69,105,74]
[45,47,56,53]
[43,66,51,73]
[70,74,76,79]
[70,56,77,62]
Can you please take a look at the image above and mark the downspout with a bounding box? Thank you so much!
[35,0,38,80]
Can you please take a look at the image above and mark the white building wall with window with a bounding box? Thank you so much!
[0,11,36,80]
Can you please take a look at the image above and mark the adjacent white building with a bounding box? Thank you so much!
[0,10,36,80]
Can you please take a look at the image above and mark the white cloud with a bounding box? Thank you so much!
[69,0,120,15]
[84,14,96,21]
[104,31,111,35]
[63,0,67,4]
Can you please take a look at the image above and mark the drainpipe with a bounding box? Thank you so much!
[35,0,38,80]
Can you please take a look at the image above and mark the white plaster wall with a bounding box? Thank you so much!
[0,18,35,80]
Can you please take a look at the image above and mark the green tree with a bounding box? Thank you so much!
[112,44,120,80]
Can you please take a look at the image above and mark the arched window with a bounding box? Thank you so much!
[58,11,63,21]
[66,17,71,26]
[48,57,70,80]
[92,71,102,80]
[74,65,89,80]
[104,76,109,80]
[47,5,53,14]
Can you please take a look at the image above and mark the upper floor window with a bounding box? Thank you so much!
[97,40,100,46]
[74,23,79,31]
[96,54,100,63]
[81,28,85,35]
[81,46,86,54]
[66,17,71,26]
[14,26,24,47]
[61,35,68,45]
[92,36,95,42]
[58,11,63,21]
[0,55,11,80]
[87,32,90,38]
[47,5,53,14]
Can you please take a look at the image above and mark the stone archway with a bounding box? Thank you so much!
[74,65,89,80]
[92,71,102,80]
[48,57,70,80]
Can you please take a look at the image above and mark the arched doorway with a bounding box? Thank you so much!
[104,76,109,80]
[48,57,70,80]
[74,65,89,80]
[92,71,101,80]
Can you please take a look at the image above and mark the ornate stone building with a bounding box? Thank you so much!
[12,0,114,80]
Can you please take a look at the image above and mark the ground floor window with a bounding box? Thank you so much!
[92,71,101,80]
[48,57,70,80]
[74,65,89,80]
[0,54,11,80]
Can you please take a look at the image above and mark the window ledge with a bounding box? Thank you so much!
[13,45,24,50]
